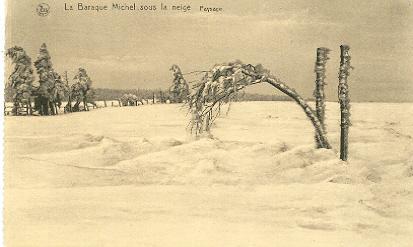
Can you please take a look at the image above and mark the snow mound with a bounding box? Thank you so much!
[16,133,402,187]
[114,138,345,185]
[22,135,139,168]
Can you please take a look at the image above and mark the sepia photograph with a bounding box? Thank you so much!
[3,0,413,246]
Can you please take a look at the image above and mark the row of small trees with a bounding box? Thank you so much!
[6,44,190,115]
[6,44,95,116]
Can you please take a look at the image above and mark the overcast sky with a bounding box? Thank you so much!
[6,0,413,102]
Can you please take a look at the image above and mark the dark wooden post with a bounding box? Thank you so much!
[152,93,155,104]
[104,100,107,107]
[338,45,352,161]
[313,47,330,148]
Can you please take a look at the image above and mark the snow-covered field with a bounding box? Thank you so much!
[4,101,413,247]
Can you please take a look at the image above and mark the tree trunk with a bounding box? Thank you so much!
[338,45,351,161]
[73,101,81,112]
[37,97,44,116]
[83,98,88,111]
[28,98,33,115]
[12,99,19,116]
[68,95,72,112]
[41,97,49,116]
[49,101,55,115]
[265,77,331,149]
[313,47,330,148]
[225,102,232,116]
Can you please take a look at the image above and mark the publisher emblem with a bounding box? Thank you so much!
[36,3,50,16]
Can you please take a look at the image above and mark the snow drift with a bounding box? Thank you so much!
[4,102,413,246]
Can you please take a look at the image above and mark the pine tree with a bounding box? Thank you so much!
[51,71,70,112]
[34,43,56,115]
[6,46,35,115]
[71,68,93,111]
[169,65,189,103]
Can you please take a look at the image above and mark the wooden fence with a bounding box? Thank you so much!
[4,98,168,116]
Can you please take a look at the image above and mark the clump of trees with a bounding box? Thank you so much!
[120,93,140,106]
[34,43,68,115]
[5,43,95,116]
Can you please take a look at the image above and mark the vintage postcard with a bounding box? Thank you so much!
[3,0,413,246]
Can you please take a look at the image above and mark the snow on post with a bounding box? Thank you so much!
[338,45,352,161]
[313,47,330,148]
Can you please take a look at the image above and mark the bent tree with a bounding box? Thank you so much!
[6,46,35,115]
[186,60,331,149]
